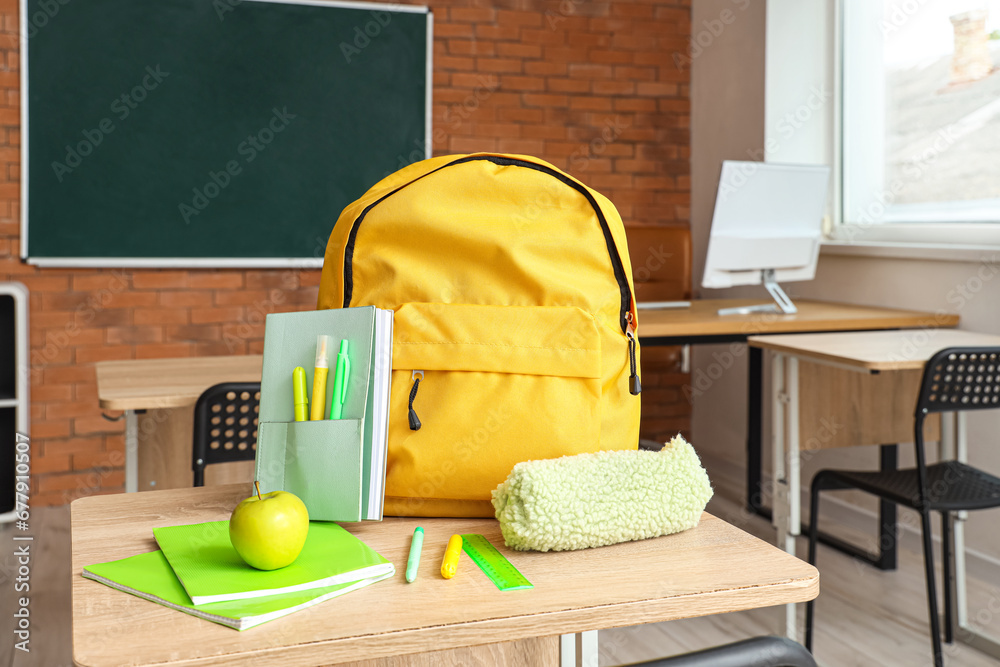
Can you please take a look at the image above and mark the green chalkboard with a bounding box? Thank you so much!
[24,0,430,265]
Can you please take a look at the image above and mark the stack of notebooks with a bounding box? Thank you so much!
[83,520,395,630]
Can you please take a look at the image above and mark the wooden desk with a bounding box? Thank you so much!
[96,355,264,411]
[97,355,263,492]
[636,298,955,342]
[638,299,958,522]
[748,329,1000,371]
[71,484,819,667]
[749,329,1000,652]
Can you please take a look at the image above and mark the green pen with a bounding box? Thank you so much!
[406,527,424,582]
[329,339,350,419]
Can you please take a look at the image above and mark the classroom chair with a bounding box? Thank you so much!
[192,382,261,487]
[805,347,1000,667]
[630,636,816,666]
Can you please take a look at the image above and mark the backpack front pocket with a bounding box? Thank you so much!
[385,303,603,515]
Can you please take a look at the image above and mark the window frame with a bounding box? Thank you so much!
[829,0,1000,250]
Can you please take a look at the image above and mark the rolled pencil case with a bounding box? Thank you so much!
[492,435,713,552]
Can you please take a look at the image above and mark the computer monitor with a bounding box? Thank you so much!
[701,161,831,315]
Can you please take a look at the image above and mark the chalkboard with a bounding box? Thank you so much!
[23,0,431,266]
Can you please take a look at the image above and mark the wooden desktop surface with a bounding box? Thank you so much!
[637,299,957,339]
[748,329,1000,371]
[71,484,818,667]
[96,354,264,411]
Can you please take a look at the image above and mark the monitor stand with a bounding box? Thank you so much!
[717,269,798,316]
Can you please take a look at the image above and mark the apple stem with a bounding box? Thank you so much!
[254,480,262,501]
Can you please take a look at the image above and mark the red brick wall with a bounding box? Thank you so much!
[0,0,691,505]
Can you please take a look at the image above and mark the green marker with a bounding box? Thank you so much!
[406,527,424,582]
[329,339,350,419]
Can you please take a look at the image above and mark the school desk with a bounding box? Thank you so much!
[95,299,956,498]
[70,483,819,667]
[96,355,263,492]
[749,328,1000,654]
[640,298,957,573]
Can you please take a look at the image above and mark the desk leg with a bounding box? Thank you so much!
[125,410,138,493]
[771,353,800,641]
[944,412,1000,659]
[560,631,598,667]
[755,355,901,570]
[770,352,787,550]
[747,346,764,513]
[876,445,898,571]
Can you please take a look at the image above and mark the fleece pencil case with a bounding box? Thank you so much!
[492,435,713,552]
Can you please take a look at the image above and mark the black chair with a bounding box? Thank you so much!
[192,382,260,487]
[629,636,816,667]
[805,347,1000,667]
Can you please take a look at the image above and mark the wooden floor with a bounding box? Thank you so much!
[2,455,999,666]
[1,503,73,667]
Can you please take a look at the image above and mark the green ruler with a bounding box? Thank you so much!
[461,534,533,591]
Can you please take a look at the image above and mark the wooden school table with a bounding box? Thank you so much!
[71,483,819,667]
[95,299,957,499]
[749,328,1000,653]
[638,299,957,512]
[96,355,263,492]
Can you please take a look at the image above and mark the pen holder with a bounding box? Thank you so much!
[255,419,365,522]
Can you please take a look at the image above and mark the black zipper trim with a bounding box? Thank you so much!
[342,155,633,334]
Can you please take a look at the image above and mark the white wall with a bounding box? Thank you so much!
[691,0,766,293]
[690,0,766,472]
[690,0,1000,563]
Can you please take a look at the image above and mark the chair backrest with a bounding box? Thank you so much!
[192,382,260,487]
[917,347,1000,416]
[911,346,1000,508]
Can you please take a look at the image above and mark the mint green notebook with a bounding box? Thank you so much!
[153,520,394,605]
[83,550,393,631]
[256,306,393,522]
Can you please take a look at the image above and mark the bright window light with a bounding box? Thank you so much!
[842,0,1000,228]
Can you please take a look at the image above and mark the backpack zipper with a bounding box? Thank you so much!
[407,370,423,431]
[627,331,641,396]
[340,155,634,335]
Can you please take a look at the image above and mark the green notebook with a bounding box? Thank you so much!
[153,520,394,605]
[256,306,393,522]
[83,550,393,631]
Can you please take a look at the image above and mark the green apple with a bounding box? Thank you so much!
[229,482,309,571]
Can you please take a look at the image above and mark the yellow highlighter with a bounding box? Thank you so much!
[441,534,463,579]
[292,366,309,421]
[309,335,330,421]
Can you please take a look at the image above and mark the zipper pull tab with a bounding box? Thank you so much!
[627,332,641,395]
[408,371,423,431]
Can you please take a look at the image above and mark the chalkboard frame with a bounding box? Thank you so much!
[20,0,432,267]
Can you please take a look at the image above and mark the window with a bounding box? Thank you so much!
[839,0,1000,244]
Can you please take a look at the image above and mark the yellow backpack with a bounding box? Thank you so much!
[318,153,642,517]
